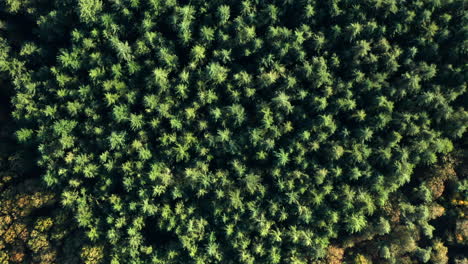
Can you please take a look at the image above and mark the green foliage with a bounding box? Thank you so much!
[78,0,103,23]
[1,0,466,263]
[0,102,85,264]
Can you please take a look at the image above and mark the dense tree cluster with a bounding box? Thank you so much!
[0,97,86,264]
[0,0,466,263]
[334,152,468,263]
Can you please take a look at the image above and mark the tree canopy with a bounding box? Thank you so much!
[0,0,466,263]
